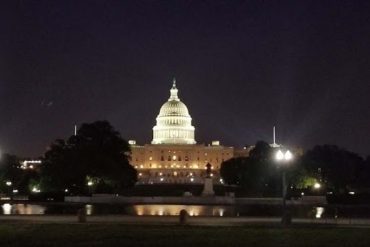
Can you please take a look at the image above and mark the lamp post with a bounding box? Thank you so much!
[87,181,94,195]
[275,149,293,225]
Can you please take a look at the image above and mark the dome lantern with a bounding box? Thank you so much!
[169,78,179,101]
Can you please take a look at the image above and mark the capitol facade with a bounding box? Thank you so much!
[130,80,247,184]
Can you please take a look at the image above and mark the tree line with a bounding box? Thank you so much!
[0,121,137,195]
[220,141,370,196]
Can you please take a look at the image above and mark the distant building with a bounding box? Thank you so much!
[130,80,247,184]
[20,160,42,170]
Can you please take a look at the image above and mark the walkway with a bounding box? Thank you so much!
[1,215,370,227]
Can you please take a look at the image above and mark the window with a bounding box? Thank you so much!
[161,156,164,161]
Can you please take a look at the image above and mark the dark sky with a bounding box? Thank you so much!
[1,0,370,157]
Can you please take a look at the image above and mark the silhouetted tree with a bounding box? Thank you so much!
[41,121,137,194]
[220,141,281,196]
[301,145,364,193]
[0,154,39,194]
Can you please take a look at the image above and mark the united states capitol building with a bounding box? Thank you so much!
[130,80,248,184]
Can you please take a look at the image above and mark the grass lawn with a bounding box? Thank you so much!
[0,223,370,247]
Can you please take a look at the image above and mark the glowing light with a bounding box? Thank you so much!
[6,181,12,186]
[2,203,12,215]
[315,207,324,218]
[276,150,293,162]
[314,182,321,189]
[172,155,177,160]
[12,189,18,193]
[218,209,224,217]
[128,140,136,145]
[275,150,284,161]
[85,204,93,215]
[64,189,69,193]
[139,173,142,176]
[349,191,355,195]
[87,181,93,186]
[190,178,194,182]
[284,150,293,160]
[301,192,305,196]
[32,187,41,193]
[22,160,41,165]
[160,177,164,182]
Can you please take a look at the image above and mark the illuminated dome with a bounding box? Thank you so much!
[152,79,196,145]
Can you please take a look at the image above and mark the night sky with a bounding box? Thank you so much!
[1,1,370,157]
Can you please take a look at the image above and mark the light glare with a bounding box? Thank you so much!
[275,150,284,161]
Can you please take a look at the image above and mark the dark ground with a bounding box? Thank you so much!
[1,223,370,247]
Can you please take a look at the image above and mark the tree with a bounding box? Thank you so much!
[287,158,318,190]
[301,145,364,193]
[41,121,137,194]
[249,141,273,162]
[220,157,247,186]
[0,154,39,194]
[359,156,370,187]
[220,141,281,196]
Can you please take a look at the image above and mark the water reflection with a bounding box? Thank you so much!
[85,204,93,215]
[1,203,46,215]
[133,204,230,216]
[315,207,325,218]
[0,203,368,218]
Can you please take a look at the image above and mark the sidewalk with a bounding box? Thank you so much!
[1,215,370,227]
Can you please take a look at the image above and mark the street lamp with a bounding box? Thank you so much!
[87,181,94,195]
[275,149,293,225]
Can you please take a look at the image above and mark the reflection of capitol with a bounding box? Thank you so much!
[133,204,229,217]
[1,203,45,215]
[130,79,247,184]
